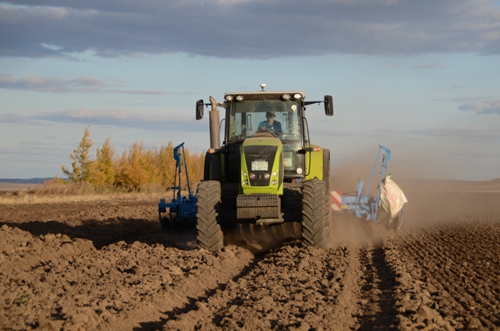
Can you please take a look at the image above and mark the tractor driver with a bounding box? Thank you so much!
[258,111,282,137]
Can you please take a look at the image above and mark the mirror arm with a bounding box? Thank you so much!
[304,101,323,106]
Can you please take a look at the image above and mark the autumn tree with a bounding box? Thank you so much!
[61,125,204,191]
[157,142,175,186]
[90,137,116,186]
[61,125,96,182]
[114,142,149,189]
[183,148,204,190]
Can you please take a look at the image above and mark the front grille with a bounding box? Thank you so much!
[236,194,281,219]
[244,145,278,186]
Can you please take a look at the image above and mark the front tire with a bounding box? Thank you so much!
[301,179,329,248]
[196,181,223,251]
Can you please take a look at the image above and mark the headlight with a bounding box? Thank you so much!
[249,173,256,179]
[264,173,270,179]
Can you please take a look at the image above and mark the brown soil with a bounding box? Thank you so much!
[1,184,499,330]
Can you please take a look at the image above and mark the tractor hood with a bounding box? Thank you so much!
[240,136,284,195]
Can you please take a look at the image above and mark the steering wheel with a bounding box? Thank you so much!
[253,131,275,138]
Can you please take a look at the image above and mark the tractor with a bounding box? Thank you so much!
[195,84,334,251]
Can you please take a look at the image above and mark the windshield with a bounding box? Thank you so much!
[227,100,301,143]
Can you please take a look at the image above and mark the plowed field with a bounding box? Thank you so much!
[1,182,499,331]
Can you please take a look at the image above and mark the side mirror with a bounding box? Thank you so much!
[324,95,334,116]
[196,99,204,120]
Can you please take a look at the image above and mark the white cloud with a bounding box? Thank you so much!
[458,99,500,115]
[0,74,165,94]
[0,113,29,123]
[411,64,445,69]
[30,108,206,132]
[1,0,499,58]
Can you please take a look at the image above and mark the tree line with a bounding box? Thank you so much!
[61,125,204,191]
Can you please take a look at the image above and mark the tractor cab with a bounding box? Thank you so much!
[226,94,302,143]
[197,87,333,184]
[224,91,306,183]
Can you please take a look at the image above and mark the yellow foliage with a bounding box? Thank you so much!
[61,127,204,191]
[61,125,96,183]
[91,137,116,186]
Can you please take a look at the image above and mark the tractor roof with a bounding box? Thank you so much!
[224,90,306,101]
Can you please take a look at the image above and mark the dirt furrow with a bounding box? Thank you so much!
[0,224,254,331]
[389,220,500,330]
[1,189,500,330]
[356,243,399,330]
[161,242,360,330]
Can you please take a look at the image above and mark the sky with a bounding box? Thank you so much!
[1,0,499,181]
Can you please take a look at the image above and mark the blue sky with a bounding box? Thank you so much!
[1,0,499,181]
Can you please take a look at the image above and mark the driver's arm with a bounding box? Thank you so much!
[275,121,283,135]
[258,121,267,131]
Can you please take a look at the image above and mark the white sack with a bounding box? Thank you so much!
[380,175,408,218]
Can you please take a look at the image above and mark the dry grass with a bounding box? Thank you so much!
[0,179,189,205]
[0,190,173,205]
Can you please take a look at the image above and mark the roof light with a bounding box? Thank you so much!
[225,95,234,101]
[236,95,244,101]
[282,94,291,100]
[293,93,303,99]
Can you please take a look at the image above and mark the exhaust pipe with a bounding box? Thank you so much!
[209,96,220,149]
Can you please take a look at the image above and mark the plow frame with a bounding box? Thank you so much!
[335,145,404,230]
[158,142,197,229]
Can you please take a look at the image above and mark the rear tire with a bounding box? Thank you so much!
[301,179,329,248]
[196,181,223,251]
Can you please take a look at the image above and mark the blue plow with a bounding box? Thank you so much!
[158,142,197,230]
[331,145,406,231]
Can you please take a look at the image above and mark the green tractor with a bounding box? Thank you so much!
[195,84,334,251]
